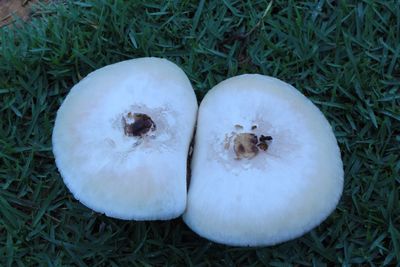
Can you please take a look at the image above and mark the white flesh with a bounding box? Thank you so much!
[184,74,343,246]
[53,58,198,220]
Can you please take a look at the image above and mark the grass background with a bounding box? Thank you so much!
[1,0,399,265]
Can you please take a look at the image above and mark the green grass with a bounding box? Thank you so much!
[0,0,399,265]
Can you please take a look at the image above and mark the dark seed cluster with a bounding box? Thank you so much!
[123,113,156,137]
[233,132,273,159]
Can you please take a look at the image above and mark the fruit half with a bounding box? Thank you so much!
[183,74,343,246]
[53,57,198,220]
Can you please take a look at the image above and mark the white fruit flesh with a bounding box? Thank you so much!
[183,74,343,246]
[52,58,198,220]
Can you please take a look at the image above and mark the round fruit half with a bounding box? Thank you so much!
[53,57,198,220]
[184,74,343,246]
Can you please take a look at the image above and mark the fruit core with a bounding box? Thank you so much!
[233,132,273,159]
[122,113,156,137]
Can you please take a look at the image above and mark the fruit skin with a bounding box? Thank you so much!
[52,57,198,220]
[183,74,343,246]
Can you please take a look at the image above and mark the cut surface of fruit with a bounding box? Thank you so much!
[52,58,198,220]
[183,74,343,246]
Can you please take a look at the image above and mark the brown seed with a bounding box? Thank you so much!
[257,142,269,151]
[259,135,273,142]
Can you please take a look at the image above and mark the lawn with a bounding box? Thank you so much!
[0,0,399,266]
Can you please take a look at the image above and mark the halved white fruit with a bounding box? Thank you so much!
[52,57,198,220]
[183,74,343,246]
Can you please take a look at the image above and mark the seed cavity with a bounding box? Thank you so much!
[234,133,259,159]
[233,132,273,160]
[122,113,156,137]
